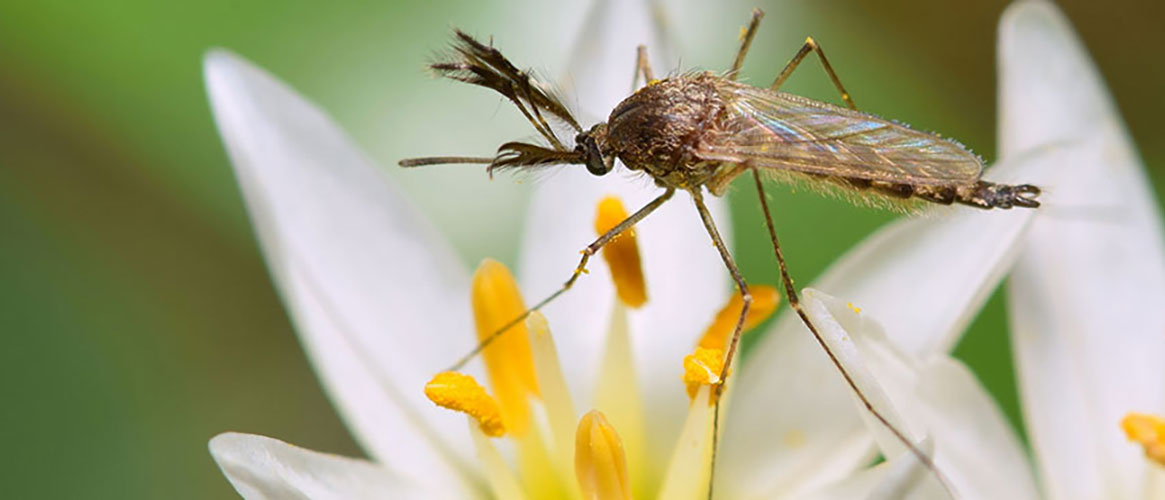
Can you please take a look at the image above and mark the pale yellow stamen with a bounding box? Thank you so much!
[424,371,506,437]
[526,312,578,486]
[1121,412,1165,466]
[658,384,715,500]
[575,410,632,500]
[683,347,725,402]
[697,285,779,351]
[472,259,539,435]
[467,421,528,500]
[594,304,646,497]
[594,196,647,308]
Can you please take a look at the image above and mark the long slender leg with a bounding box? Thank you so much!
[727,8,764,81]
[690,189,751,500]
[749,169,952,492]
[770,37,857,110]
[446,188,676,372]
[631,45,656,92]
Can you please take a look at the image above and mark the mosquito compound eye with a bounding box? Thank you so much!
[585,156,609,176]
[583,138,610,176]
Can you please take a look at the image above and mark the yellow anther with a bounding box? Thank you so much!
[425,372,506,437]
[575,410,632,500]
[683,347,725,402]
[1121,412,1165,466]
[594,196,647,308]
[472,259,539,435]
[697,285,780,351]
[847,302,862,314]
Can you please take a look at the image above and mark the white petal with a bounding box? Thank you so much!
[561,0,676,121]
[721,145,1059,496]
[801,290,918,457]
[999,2,1165,499]
[720,289,914,498]
[799,439,945,500]
[518,0,729,468]
[812,291,1039,499]
[204,50,481,492]
[209,433,431,500]
[911,357,1040,500]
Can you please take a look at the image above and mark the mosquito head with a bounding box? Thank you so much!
[575,123,614,176]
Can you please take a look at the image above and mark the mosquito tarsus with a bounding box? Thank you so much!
[401,7,1040,497]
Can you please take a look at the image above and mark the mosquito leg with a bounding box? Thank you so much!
[769,37,857,110]
[727,8,764,81]
[748,168,951,492]
[631,45,656,92]
[445,188,675,372]
[689,188,751,500]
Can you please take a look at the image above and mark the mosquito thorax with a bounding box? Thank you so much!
[605,73,726,187]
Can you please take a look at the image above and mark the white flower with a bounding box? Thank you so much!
[203,1,944,498]
[204,0,1147,498]
[746,2,1165,500]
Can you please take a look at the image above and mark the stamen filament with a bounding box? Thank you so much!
[527,312,579,487]
[594,303,647,495]
[468,420,529,500]
[658,386,715,500]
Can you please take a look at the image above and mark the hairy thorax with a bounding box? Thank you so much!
[604,73,726,189]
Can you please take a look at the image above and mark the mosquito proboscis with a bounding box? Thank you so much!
[400,8,1040,497]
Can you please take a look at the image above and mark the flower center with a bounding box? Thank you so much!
[594,196,647,308]
[1121,412,1165,466]
[471,258,540,435]
[424,371,506,437]
[575,410,633,500]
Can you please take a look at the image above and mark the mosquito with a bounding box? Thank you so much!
[400,8,1040,496]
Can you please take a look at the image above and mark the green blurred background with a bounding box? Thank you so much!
[1,0,1161,498]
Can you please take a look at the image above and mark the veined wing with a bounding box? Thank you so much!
[696,81,983,187]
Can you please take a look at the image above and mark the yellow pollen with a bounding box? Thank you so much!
[697,285,780,351]
[1121,412,1165,466]
[471,258,539,435]
[575,410,632,500]
[847,302,862,314]
[594,196,647,308]
[683,347,725,402]
[424,372,506,437]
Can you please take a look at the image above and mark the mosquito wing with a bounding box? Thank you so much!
[696,81,983,187]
